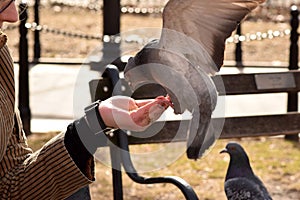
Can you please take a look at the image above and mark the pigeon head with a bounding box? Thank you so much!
[220,142,254,180]
[220,142,248,156]
[124,39,200,115]
[124,40,161,92]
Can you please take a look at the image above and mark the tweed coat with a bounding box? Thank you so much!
[0,43,94,199]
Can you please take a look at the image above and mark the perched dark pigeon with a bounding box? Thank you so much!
[124,0,266,159]
[220,142,272,200]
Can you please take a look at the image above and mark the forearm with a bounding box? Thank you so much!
[64,121,95,180]
[64,111,109,178]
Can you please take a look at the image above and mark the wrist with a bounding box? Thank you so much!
[84,100,113,135]
[74,117,108,153]
[98,101,119,129]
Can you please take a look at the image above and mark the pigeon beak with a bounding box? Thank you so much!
[220,148,228,154]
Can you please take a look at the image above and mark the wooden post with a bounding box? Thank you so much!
[235,24,243,67]
[103,0,120,35]
[102,0,123,71]
[19,2,31,135]
[286,5,299,141]
[34,0,41,62]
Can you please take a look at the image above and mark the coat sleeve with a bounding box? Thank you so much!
[64,121,96,180]
[18,124,95,200]
[0,42,95,199]
[0,79,15,163]
[0,45,15,163]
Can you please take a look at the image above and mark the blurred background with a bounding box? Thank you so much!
[3,0,300,62]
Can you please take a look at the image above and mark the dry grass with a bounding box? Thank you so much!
[27,132,300,200]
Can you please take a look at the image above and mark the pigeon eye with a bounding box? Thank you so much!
[228,146,236,151]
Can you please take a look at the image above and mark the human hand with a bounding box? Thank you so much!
[98,95,172,132]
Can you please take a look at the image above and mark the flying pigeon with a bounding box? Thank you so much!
[124,0,266,159]
[220,142,273,200]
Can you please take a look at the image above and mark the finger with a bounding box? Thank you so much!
[155,97,172,109]
[135,99,155,107]
[136,95,172,108]
[148,104,166,122]
[115,109,150,132]
[130,99,169,126]
[109,96,139,111]
[101,103,147,131]
[130,109,152,128]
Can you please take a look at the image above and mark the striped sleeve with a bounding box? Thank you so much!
[0,45,15,163]
[0,86,14,163]
[0,42,95,199]
[20,131,94,200]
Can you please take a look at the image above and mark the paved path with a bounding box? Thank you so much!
[15,63,100,133]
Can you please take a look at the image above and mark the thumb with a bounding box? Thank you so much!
[148,104,166,122]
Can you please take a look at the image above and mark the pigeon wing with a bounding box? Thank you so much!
[225,177,268,200]
[161,0,265,72]
[251,175,273,200]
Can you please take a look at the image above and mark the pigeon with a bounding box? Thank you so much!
[124,0,266,159]
[220,142,272,200]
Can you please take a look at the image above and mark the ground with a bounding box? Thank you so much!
[12,3,300,200]
[28,132,300,200]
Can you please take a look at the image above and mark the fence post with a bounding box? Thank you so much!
[19,2,31,135]
[34,0,41,62]
[102,0,123,71]
[103,66,124,200]
[235,24,243,67]
[103,0,120,35]
[286,5,299,141]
